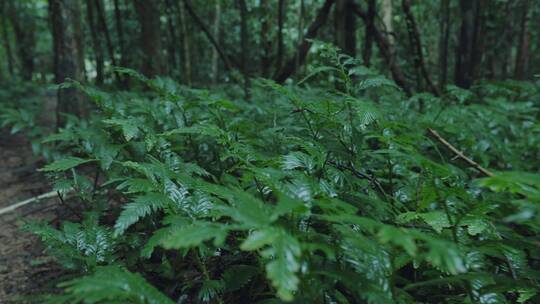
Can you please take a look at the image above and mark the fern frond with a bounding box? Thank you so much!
[114,193,172,236]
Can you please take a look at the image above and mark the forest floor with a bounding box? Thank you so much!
[0,132,65,303]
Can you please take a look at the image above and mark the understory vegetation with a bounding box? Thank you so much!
[1,0,540,303]
[2,48,540,303]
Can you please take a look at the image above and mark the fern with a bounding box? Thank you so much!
[52,266,174,304]
[40,157,95,172]
[114,193,172,236]
[8,51,539,303]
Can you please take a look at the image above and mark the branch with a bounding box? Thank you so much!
[402,0,440,96]
[352,1,412,96]
[329,160,388,198]
[274,0,335,83]
[182,0,235,71]
[0,190,63,216]
[427,128,495,177]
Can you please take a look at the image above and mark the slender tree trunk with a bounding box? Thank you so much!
[295,0,305,77]
[95,0,118,70]
[380,0,394,54]
[113,0,126,67]
[0,0,14,77]
[438,0,450,89]
[237,0,250,100]
[49,0,85,126]
[133,0,164,77]
[402,0,439,95]
[455,0,485,88]
[211,0,221,84]
[276,0,286,77]
[259,0,272,78]
[335,0,356,56]
[274,0,335,83]
[178,0,193,85]
[8,1,36,80]
[362,0,375,66]
[86,0,104,84]
[514,0,531,80]
[164,0,179,73]
[352,2,411,95]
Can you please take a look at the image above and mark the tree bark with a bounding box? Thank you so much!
[352,2,411,95]
[402,0,439,95]
[276,0,286,76]
[514,0,531,80]
[259,0,272,78]
[380,0,394,53]
[113,0,126,67]
[94,0,118,70]
[438,0,450,89]
[176,0,192,86]
[133,0,164,77]
[274,0,335,83]
[0,0,14,77]
[455,0,485,88]
[86,0,104,84]
[49,0,85,126]
[237,0,250,99]
[164,0,179,72]
[211,0,221,84]
[362,0,375,66]
[295,0,305,77]
[335,0,356,56]
[182,0,232,74]
[8,1,36,80]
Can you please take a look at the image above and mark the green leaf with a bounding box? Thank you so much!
[40,157,95,172]
[221,265,258,292]
[57,266,174,304]
[419,211,451,233]
[114,193,172,236]
[103,118,140,141]
[157,222,228,249]
[241,228,301,302]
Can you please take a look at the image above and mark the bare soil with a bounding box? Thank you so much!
[0,132,65,303]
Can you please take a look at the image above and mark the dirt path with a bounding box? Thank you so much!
[0,132,64,303]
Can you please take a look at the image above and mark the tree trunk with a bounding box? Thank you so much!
[362,0,375,66]
[295,0,305,77]
[113,0,126,68]
[402,0,439,95]
[352,2,411,95]
[259,0,272,78]
[133,0,164,77]
[274,0,335,83]
[178,0,193,85]
[237,0,250,100]
[164,0,179,73]
[514,0,531,80]
[0,0,14,77]
[8,1,36,80]
[438,0,450,89]
[380,0,394,53]
[211,0,221,84]
[94,0,118,70]
[455,0,485,88]
[86,0,104,84]
[276,0,286,76]
[335,0,356,56]
[49,0,85,126]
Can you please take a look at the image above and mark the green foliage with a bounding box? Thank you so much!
[3,53,540,303]
[49,266,174,304]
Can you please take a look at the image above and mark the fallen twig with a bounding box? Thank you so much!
[427,128,495,177]
[0,190,71,216]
